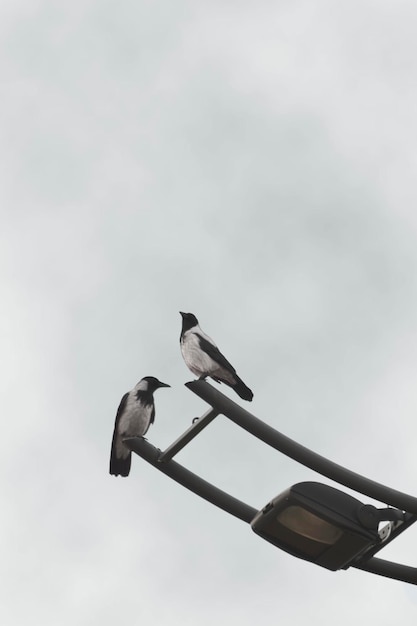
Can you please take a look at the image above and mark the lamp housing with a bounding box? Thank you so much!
[251,482,381,571]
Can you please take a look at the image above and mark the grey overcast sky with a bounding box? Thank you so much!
[2,0,417,623]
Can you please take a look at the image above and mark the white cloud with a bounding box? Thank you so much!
[2,1,417,623]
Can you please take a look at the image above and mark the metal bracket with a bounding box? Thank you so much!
[158,408,219,463]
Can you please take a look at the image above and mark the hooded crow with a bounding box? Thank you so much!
[179,312,253,401]
[110,376,170,477]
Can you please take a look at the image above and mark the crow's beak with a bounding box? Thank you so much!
[179,311,185,317]
[158,381,171,388]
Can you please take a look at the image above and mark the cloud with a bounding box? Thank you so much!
[2,1,417,624]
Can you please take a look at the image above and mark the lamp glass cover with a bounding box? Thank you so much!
[277,505,344,545]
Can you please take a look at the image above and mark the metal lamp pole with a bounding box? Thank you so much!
[126,380,417,585]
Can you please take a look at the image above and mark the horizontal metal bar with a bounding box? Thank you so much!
[186,380,417,515]
[352,557,417,585]
[158,408,219,463]
[125,437,257,523]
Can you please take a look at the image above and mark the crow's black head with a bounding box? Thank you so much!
[180,311,199,332]
[140,376,170,393]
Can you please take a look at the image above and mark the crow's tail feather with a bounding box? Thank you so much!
[233,376,254,402]
[110,451,131,477]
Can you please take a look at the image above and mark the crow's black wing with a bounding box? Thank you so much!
[109,392,131,476]
[112,392,129,429]
[109,392,129,462]
[197,335,237,374]
[149,403,156,426]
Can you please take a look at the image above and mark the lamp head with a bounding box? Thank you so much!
[251,482,382,571]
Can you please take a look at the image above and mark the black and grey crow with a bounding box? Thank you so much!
[179,312,253,401]
[110,376,170,477]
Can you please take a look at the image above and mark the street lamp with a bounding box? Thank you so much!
[251,481,404,571]
[125,380,417,585]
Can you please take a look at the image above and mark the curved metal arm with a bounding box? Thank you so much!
[186,380,417,514]
[353,558,417,584]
